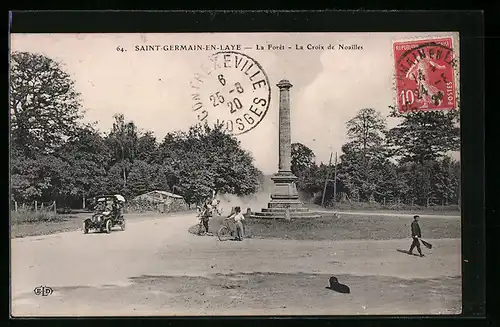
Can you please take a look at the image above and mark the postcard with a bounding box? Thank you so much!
[10,31,461,316]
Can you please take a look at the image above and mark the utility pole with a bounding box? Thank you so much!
[321,152,333,207]
[333,152,338,208]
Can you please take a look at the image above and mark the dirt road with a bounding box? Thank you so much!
[11,212,461,316]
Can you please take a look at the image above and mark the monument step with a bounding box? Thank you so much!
[248,214,322,220]
[268,201,304,209]
[251,211,322,218]
[262,208,310,213]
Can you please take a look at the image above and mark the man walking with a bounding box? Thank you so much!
[409,215,424,257]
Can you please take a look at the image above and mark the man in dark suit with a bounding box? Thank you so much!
[409,215,424,257]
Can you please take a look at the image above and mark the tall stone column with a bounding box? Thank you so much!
[269,79,301,208]
[277,79,293,173]
[249,78,321,219]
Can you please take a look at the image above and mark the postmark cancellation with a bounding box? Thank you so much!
[393,37,459,113]
[190,51,271,136]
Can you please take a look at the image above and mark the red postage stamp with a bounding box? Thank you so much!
[393,37,457,113]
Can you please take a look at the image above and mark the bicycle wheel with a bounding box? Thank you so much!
[217,226,232,241]
[198,222,206,235]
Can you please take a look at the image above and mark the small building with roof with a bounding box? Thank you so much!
[128,190,188,213]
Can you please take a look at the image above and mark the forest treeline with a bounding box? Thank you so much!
[10,51,460,209]
[291,107,460,207]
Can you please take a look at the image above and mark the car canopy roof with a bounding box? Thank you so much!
[96,195,126,202]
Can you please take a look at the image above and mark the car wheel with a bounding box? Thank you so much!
[105,220,112,234]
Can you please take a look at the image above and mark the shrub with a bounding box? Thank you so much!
[325,202,460,212]
[11,210,66,225]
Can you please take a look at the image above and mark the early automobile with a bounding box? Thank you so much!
[83,194,126,234]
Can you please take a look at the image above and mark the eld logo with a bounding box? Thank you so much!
[33,285,53,296]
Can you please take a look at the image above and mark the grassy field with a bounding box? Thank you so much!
[11,210,67,224]
[304,203,460,215]
[10,210,80,238]
[190,214,461,241]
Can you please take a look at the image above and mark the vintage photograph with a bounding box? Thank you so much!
[10,32,461,316]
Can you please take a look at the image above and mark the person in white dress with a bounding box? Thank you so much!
[228,206,245,241]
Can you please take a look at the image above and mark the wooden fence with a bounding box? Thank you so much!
[11,200,57,213]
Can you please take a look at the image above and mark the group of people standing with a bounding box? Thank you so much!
[196,193,246,241]
[197,196,221,235]
[196,192,426,249]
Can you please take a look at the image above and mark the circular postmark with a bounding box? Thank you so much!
[394,38,458,112]
[190,51,271,136]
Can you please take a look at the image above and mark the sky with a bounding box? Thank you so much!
[10,32,459,174]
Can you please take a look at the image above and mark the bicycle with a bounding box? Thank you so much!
[196,207,223,236]
[217,217,236,241]
[197,217,208,235]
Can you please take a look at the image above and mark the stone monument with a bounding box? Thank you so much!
[250,79,321,219]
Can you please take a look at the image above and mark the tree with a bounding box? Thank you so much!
[125,160,158,197]
[346,108,387,158]
[296,163,331,202]
[386,106,460,164]
[11,154,70,203]
[384,106,460,206]
[103,162,129,196]
[291,142,316,177]
[158,132,186,193]
[136,131,159,164]
[105,114,139,187]
[433,156,460,205]
[200,123,260,196]
[57,125,110,202]
[397,161,434,206]
[338,108,390,201]
[10,52,83,156]
[337,143,364,201]
[397,156,460,206]
[158,123,261,205]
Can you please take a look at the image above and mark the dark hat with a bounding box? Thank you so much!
[326,276,350,294]
[413,215,420,219]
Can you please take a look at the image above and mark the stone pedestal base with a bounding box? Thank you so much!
[249,171,321,219]
[268,199,304,208]
[269,172,300,205]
